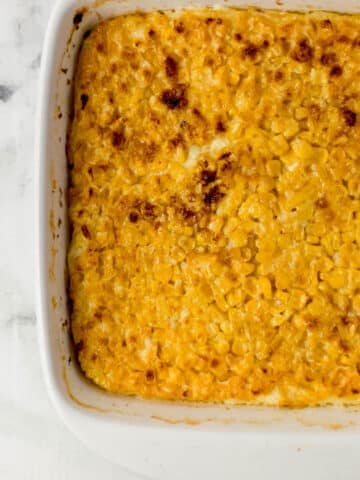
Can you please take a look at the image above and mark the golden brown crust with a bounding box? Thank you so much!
[68,8,360,406]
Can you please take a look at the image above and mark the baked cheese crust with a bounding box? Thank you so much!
[68,8,360,406]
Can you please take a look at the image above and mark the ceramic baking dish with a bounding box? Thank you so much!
[35,0,360,478]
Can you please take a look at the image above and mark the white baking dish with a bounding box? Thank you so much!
[35,0,360,478]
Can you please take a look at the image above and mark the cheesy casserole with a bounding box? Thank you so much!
[68,8,360,406]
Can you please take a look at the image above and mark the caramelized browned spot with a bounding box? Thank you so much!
[112,129,125,148]
[80,94,88,109]
[204,185,225,205]
[292,39,313,63]
[170,135,183,147]
[75,340,84,354]
[235,33,242,41]
[129,212,139,223]
[309,104,321,121]
[165,56,178,78]
[142,202,156,218]
[175,22,184,33]
[145,369,155,381]
[274,70,283,81]
[81,225,91,239]
[221,160,231,171]
[320,52,336,65]
[316,197,328,208]
[338,35,350,43]
[305,317,318,329]
[342,108,357,127]
[243,43,258,59]
[330,65,342,76]
[321,19,332,28]
[252,388,262,395]
[216,120,226,132]
[180,207,196,220]
[160,84,188,109]
[201,169,217,186]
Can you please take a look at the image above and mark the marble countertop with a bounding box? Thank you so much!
[2,1,360,479]
[0,0,138,477]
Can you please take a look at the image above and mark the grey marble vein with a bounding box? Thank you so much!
[6,313,36,327]
[0,84,17,102]
[29,52,42,70]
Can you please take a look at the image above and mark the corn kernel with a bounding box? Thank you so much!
[232,337,245,355]
[295,107,307,120]
[307,235,319,245]
[353,295,360,313]
[266,160,282,177]
[258,276,272,299]
[208,216,224,235]
[227,288,246,307]
[214,337,230,354]
[324,269,348,289]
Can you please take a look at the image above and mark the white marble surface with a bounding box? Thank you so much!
[2,1,360,479]
[0,1,140,478]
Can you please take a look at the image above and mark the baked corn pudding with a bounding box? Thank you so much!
[68,8,360,406]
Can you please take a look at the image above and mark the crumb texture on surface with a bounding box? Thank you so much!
[68,9,360,406]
